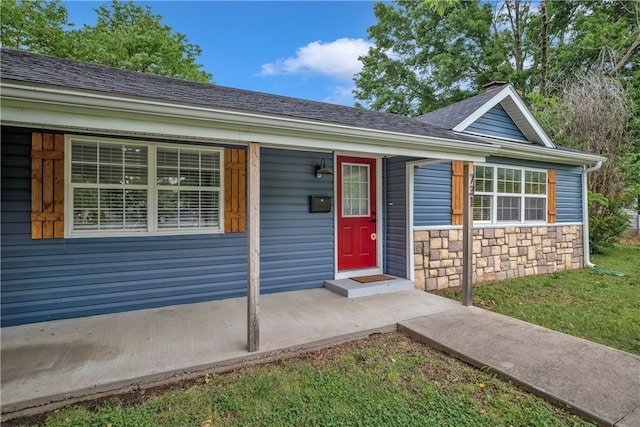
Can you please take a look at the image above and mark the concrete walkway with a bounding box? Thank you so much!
[400,307,640,427]
[2,288,639,426]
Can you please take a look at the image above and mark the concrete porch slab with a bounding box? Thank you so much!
[1,288,460,417]
[324,277,414,298]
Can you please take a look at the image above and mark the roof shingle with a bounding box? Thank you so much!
[0,48,488,145]
[415,88,506,130]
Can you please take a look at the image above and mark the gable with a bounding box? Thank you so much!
[451,86,555,148]
[465,103,528,142]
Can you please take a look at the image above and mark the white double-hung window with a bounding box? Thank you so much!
[67,137,223,237]
[473,164,547,224]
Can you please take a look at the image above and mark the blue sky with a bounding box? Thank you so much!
[64,1,381,106]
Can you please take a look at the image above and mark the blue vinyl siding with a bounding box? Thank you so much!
[1,128,248,326]
[384,157,410,278]
[555,168,583,223]
[414,162,452,227]
[467,104,528,142]
[0,129,335,326]
[260,148,334,293]
[486,157,583,223]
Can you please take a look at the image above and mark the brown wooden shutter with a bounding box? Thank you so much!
[451,160,464,225]
[224,147,246,233]
[31,132,65,239]
[547,169,557,223]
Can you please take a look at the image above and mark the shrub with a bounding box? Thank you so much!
[589,192,630,254]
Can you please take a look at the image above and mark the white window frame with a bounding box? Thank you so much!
[341,162,371,218]
[65,135,224,238]
[473,163,547,225]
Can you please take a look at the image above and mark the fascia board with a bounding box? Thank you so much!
[453,85,555,149]
[1,82,499,160]
[494,139,606,165]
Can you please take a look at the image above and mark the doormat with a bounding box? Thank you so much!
[350,274,395,283]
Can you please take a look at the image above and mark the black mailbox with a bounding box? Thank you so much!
[310,196,332,213]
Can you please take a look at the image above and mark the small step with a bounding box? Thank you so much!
[324,276,415,298]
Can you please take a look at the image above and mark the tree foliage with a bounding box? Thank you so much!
[0,0,212,83]
[354,0,540,115]
[355,0,640,117]
[0,0,70,55]
[63,1,211,82]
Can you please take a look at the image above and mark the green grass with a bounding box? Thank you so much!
[15,333,592,427]
[435,244,640,355]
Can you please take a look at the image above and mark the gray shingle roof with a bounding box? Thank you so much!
[415,88,506,130]
[0,48,488,145]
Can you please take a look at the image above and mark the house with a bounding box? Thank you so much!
[1,49,604,344]
[623,197,640,236]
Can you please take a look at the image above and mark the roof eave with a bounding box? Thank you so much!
[0,80,498,161]
[491,138,606,166]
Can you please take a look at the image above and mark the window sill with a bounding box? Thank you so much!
[66,229,225,239]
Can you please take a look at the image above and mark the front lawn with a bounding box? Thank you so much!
[435,244,640,355]
[12,333,592,427]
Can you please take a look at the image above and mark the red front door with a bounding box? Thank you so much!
[337,156,377,270]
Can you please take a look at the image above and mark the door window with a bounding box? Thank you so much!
[341,163,370,217]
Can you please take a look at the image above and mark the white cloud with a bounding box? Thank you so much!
[258,38,373,81]
[323,85,357,106]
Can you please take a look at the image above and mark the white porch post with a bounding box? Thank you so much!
[462,162,474,306]
[247,142,260,352]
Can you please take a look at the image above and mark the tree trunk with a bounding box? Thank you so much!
[540,0,549,96]
[608,34,640,77]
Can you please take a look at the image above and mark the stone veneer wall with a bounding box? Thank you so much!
[413,226,584,291]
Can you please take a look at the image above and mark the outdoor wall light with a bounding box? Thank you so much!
[314,158,333,178]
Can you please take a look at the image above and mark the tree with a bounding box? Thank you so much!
[354,0,538,116]
[1,0,212,83]
[543,1,640,110]
[62,1,211,82]
[529,72,636,252]
[0,0,70,55]
[355,0,639,117]
[534,73,633,202]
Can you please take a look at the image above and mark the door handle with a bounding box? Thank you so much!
[371,219,376,223]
